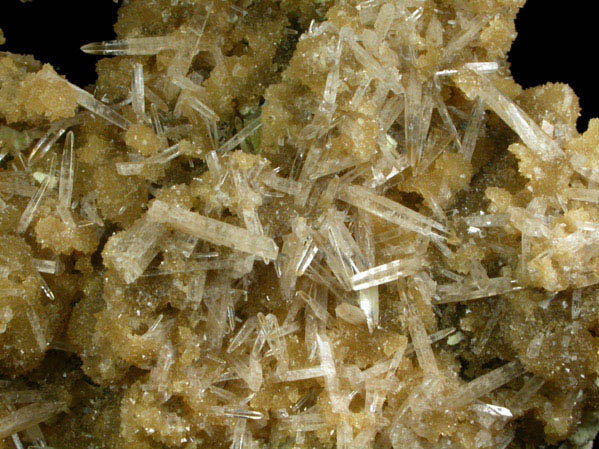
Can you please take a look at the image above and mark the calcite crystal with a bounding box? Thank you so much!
[1,1,598,448]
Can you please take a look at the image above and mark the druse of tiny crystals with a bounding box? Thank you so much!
[2,0,599,448]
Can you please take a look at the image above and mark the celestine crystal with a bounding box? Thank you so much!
[1,0,599,448]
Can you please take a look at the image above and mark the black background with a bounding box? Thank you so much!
[0,1,598,447]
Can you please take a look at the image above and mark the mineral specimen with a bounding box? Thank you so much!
[1,1,598,449]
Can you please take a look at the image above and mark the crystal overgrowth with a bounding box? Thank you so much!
[0,1,598,449]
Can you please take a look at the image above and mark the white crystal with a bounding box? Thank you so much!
[147,200,279,262]
[435,277,523,303]
[102,216,166,284]
[277,366,328,382]
[261,171,302,196]
[131,63,147,123]
[57,131,75,226]
[17,155,56,234]
[452,361,526,408]
[565,187,599,203]
[461,97,485,162]
[350,257,421,291]
[54,75,131,130]
[0,402,66,439]
[469,73,563,161]
[401,290,439,376]
[339,184,446,237]
[216,118,261,154]
[33,259,58,275]
[81,36,177,56]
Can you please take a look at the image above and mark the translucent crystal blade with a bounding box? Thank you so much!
[404,72,423,166]
[297,291,332,323]
[347,39,403,94]
[27,128,66,166]
[316,333,345,413]
[216,118,261,154]
[210,406,264,420]
[102,216,166,284]
[150,103,165,137]
[116,144,181,176]
[278,218,316,299]
[186,270,206,309]
[401,291,439,376]
[185,96,220,123]
[17,155,56,234]
[261,171,302,196]
[147,200,279,262]
[436,62,499,77]
[227,317,258,353]
[461,97,485,162]
[433,85,462,151]
[473,307,501,356]
[50,73,131,130]
[469,73,563,161]
[442,15,490,64]
[355,211,379,332]
[81,36,176,55]
[435,277,523,304]
[339,184,447,237]
[0,402,66,439]
[463,213,509,228]
[510,376,545,413]
[131,63,146,123]
[277,366,328,382]
[350,258,421,290]
[57,131,75,226]
[24,304,47,352]
[452,361,526,408]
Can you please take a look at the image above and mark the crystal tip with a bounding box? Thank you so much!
[80,42,105,55]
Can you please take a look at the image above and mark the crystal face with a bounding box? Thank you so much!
[0,1,598,449]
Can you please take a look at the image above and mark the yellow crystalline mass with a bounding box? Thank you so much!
[2,1,599,449]
[0,57,77,124]
[124,124,166,157]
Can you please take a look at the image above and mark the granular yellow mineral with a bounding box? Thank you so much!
[1,1,599,449]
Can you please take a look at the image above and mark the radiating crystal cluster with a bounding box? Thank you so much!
[1,1,599,449]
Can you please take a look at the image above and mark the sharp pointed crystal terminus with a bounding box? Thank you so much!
[17,155,57,234]
[147,200,279,262]
[81,36,178,56]
[338,184,447,237]
[27,127,65,166]
[48,73,131,130]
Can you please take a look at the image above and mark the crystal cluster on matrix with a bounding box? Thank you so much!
[1,0,599,449]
